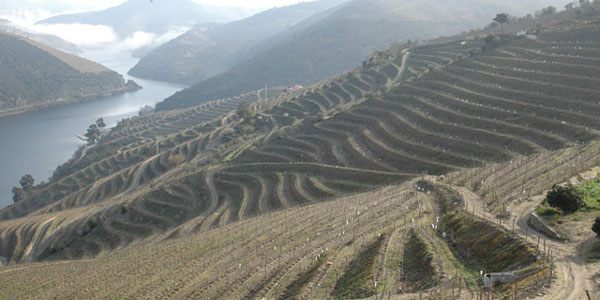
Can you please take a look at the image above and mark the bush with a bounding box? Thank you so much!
[536,206,561,216]
[592,217,600,239]
[546,184,583,214]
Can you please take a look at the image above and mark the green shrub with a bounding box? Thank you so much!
[536,206,561,216]
[576,174,600,209]
[546,184,583,214]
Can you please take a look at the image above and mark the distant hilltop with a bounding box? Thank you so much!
[0,32,140,118]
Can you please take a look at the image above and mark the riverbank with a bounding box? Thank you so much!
[0,80,142,119]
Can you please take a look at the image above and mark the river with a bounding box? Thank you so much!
[0,51,184,208]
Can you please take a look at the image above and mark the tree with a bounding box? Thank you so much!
[593,217,600,239]
[493,13,509,33]
[12,187,24,203]
[19,174,34,191]
[85,124,102,144]
[546,184,583,214]
[96,117,106,128]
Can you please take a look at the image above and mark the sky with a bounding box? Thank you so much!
[0,0,310,20]
[0,0,312,54]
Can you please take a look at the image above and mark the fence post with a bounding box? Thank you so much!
[543,239,546,260]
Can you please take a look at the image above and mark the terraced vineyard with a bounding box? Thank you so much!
[0,179,548,299]
[2,8,600,299]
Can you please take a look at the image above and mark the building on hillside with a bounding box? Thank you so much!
[287,84,304,93]
[483,272,515,288]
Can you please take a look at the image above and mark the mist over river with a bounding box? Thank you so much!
[0,51,184,208]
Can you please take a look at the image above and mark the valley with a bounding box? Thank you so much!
[2,1,600,299]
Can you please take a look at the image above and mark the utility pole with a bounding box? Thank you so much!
[156,140,159,155]
[265,84,268,101]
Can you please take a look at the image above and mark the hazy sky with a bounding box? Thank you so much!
[0,0,311,17]
[0,0,313,53]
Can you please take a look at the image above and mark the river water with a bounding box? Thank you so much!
[0,51,184,208]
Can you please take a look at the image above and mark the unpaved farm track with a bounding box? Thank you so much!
[453,185,596,300]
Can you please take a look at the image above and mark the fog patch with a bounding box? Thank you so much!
[8,20,187,56]
[34,23,117,47]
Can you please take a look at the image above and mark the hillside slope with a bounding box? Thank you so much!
[0,32,139,117]
[155,0,566,112]
[128,0,350,85]
[37,0,256,38]
[1,5,600,268]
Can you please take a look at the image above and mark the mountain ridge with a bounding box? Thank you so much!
[154,0,566,112]
[128,0,350,84]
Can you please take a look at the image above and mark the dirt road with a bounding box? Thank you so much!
[453,185,596,300]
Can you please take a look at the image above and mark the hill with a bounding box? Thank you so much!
[128,0,350,85]
[37,0,256,38]
[0,18,81,54]
[2,143,600,299]
[0,32,140,117]
[1,4,600,299]
[155,0,566,112]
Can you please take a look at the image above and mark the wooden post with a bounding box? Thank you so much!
[586,289,592,300]
[514,281,518,300]
[543,239,547,260]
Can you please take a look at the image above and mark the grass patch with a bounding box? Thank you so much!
[535,206,560,217]
[577,174,600,210]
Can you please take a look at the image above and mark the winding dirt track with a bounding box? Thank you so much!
[453,185,595,300]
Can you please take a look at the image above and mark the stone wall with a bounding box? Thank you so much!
[527,213,563,240]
